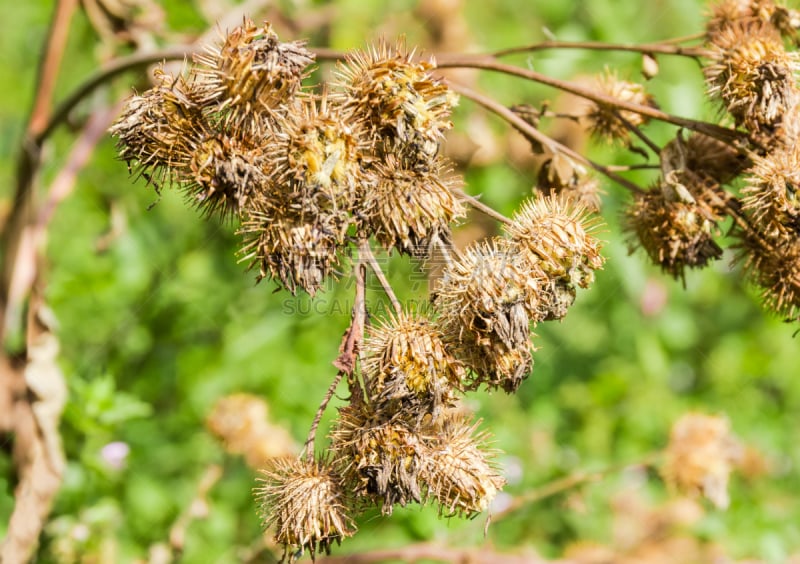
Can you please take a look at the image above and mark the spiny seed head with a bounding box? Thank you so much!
[586,68,655,144]
[422,417,505,517]
[330,404,426,515]
[335,40,458,158]
[625,186,723,282]
[707,0,800,39]
[186,134,270,218]
[742,144,800,235]
[238,209,348,296]
[505,195,605,289]
[266,93,367,212]
[194,19,314,131]
[677,133,749,185]
[537,154,603,213]
[109,67,207,189]
[361,154,465,257]
[734,226,800,320]
[362,311,464,417]
[257,457,355,561]
[435,239,536,393]
[662,413,741,510]
[704,22,799,131]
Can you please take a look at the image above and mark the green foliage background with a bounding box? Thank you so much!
[1,0,799,562]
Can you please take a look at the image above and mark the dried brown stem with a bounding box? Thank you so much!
[454,188,513,226]
[306,257,368,461]
[480,39,706,59]
[436,57,746,146]
[28,0,78,135]
[359,240,402,316]
[448,81,646,195]
[303,370,347,463]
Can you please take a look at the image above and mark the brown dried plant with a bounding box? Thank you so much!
[97,1,800,559]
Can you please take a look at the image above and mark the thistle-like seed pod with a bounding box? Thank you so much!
[504,195,604,291]
[734,226,800,320]
[361,154,465,256]
[186,134,270,218]
[662,413,742,510]
[436,239,537,393]
[585,68,655,144]
[676,132,749,186]
[625,186,723,282]
[238,210,348,295]
[706,0,800,40]
[257,457,355,561]
[741,144,800,235]
[335,41,458,158]
[362,311,464,419]
[330,404,427,514]
[109,67,207,191]
[266,93,367,213]
[194,19,314,133]
[422,417,505,517]
[704,22,799,132]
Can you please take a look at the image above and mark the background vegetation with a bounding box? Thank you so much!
[1,0,799,562]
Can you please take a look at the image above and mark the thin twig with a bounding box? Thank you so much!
[359,240,402,316]
[28,0,79,135]
[303,370,346,462]
[614,110,662,155]
[436,57,746,146]
[480,39,707,59]
[448,81,646,195]
[453,188,513,226]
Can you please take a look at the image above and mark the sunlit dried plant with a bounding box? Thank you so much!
[108,3,800,557]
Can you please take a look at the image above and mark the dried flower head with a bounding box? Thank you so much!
[537,154,603,213]
[662,413,742,509]
[742,144,800,235]
[206,394,296,468]
[362,311,464,417]
[707,0,800,39]
[586,68,655,144]
[704,22,799,132]
[505,195,604,291]
[361,154,465,256]
[110,67,207,190]
[677,132,749,185]
[734,227,800,319]
[238,210,348,295]
[335,41,458,158]
[436,239,536,393]
[266,93,366,212]
[186,134,270,218]
[422,417,505,517]
[330,404,426,514]
[625,186,723,282]
[194,19,314,132]
[257,457,355,561]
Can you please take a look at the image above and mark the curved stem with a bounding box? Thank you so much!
[437,57,746,146]
[480,40,707,59]
[448,81,646,195]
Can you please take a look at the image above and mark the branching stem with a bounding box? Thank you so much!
[448,81,646,195]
